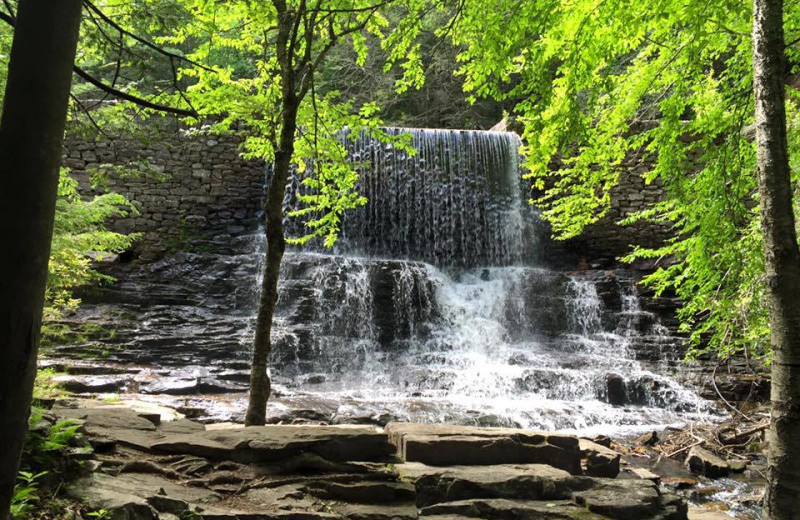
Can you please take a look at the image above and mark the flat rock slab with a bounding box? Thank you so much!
[398,462,687,519]
[150,425,394,463]
[578,439,621,478]
[397,462,579,507]
[55,403,394,463]
[52,405,689,520]
[420,498,608,520]
[385,423,581,474]
[66,472,220,518]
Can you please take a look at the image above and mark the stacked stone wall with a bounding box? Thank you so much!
[573,158,672,262]
[63,131,670,264]
[62,132,265,260]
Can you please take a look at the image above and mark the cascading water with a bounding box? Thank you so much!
[47,127,714,433]
[284,128,537,267]
[266,128,715,434]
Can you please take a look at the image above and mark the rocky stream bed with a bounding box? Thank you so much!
[35,398,767,520]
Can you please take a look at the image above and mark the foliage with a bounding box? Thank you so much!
[11,471,47,519]
[11,410,83,518]
[32,369,70,402]
[45,168,139,324]
[148,0,428,247]
[24,411,83,469]
[316,7,503,129]
[451,0,800,363]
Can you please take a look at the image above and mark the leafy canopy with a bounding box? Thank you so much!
[451,0,800,362]
[158,0,427,246]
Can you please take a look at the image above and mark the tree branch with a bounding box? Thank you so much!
[82,0,214,73]
[73,66,198,117]
[0,5,198,118]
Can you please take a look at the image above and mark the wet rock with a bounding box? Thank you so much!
[727,459,747,473]
[385,423,581,475]
[397,462,577,507]
[579,439,621,478]
[685,446,730,478]
[421,498,607,520]
[304,374,327,385]
[662,476,698,489]
[605,373,627,405]
[267,409,332,424]
[55,375,131,394]
[141,378,246,395]
[572,479,683,519]
[629,467,661,483]
[591,435,612,448]
[635,430,659,447]
[149,425,394,463]
[66,473,219,520]
[687,505,733,520]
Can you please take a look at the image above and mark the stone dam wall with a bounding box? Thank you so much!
[62,132,265,261]
[63,130,670,264]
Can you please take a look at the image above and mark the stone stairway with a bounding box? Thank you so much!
[54,400,687,520]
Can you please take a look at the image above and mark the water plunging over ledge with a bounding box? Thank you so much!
[283,128,539,267]
[46,127,718,434]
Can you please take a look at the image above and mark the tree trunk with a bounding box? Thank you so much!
[244,4,302,426]
[244,102,298,425]
[752,0,800,516]
[0,0,82,517]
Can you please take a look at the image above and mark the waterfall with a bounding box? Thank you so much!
[284,128,537,268]
[260,127,715,433]
[43,126,716,432]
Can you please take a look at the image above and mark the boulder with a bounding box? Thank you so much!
[635,431,659,447]
[385,423,581,475]
[150,425,395,463]
[605,373,627,405]
[579,439,621,478]
[685,447,730,479]
[396,462,578,507]
[572,479,685,519]
[421,498,608,520]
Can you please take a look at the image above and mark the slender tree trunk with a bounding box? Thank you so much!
[0,0,82,517]
[245,4,300,425]
[244,100,298,425]
[752,0,800,516]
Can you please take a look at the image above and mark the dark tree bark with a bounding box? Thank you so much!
[752,0,800,516]
[243,0,386,425]
[245,5,299,426]
[0,0,83,517]
[245,101,299,425]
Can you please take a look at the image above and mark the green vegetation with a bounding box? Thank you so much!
[10,471,47,519]
[450,0,800,364]
[10,411,82,519]
[2,0,800,516]
[45,168,138,323]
